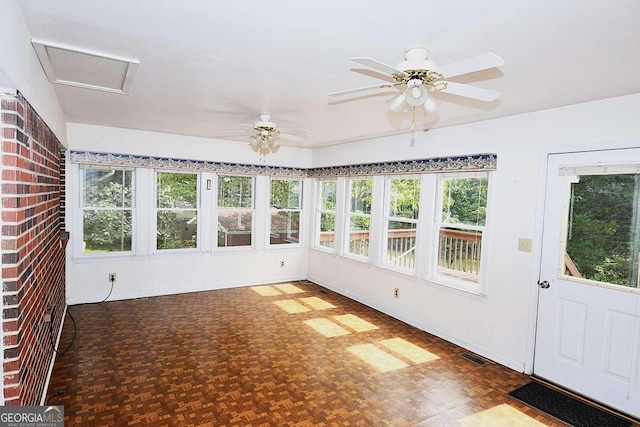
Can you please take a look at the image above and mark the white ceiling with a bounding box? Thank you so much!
[15,0,640,149]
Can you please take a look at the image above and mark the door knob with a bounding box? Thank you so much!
[539,280,550,289]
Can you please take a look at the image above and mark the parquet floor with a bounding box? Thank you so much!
[47,280,567,426]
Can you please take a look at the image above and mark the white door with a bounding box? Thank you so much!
[534,148,640,418]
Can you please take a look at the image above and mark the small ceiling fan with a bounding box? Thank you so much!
[212,114,308,156]
[328,47,504,115]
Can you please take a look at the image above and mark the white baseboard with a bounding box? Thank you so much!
[307,275,525,373]
[40,304,67,406]
[66,275,307,305]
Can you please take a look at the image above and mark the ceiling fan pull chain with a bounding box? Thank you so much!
[411,106,417,131]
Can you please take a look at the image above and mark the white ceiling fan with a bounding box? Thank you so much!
[212,114,308,156]
[329,47,505,115]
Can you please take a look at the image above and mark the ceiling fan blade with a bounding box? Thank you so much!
[328,82,397,97]
[439,81,502,102]
[436,52,504,79]
[351,57,406,76]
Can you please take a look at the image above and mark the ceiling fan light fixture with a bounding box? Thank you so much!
[405,80,428,107]
[387,92,407,114]
[423,94,438,114]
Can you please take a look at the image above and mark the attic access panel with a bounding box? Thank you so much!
[32,40,139,94]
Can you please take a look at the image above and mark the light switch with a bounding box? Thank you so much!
[518,238,533,252]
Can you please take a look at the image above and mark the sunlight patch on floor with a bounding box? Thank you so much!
[333,314,378,332]
[251,285,282,296]
[274,283,305,294]
[299,297,336,310]
[347,343,408,372]
[460,404,547,426]
[378,338,439,364]
[304,318,351,337]
[274,299,311,314]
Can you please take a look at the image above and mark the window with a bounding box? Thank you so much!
[156,171,198,250]
[269,178,302,245]
[217,175,253,248]
[81,167,133,254]
[345,178,372,258]
[435,174,488,283]
[383,176,420,271]
[315,179,337,251]
[564,173,640,289]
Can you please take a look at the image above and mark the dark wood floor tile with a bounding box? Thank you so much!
[48,281,566,426]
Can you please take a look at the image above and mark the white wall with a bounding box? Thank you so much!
[308,93,640,372]
[65,124,313,304]
[65,96,640,373]
[0,0,66,143]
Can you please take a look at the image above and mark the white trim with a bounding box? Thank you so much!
[40,305,67,405]
[66,275,307,305]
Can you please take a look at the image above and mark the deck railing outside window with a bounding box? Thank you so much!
[319,229,481,279]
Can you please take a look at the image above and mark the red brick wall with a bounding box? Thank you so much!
[1,89,66,405]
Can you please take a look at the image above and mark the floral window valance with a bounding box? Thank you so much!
[70,151,496,178]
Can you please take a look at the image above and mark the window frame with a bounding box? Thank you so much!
[380,174,421,274]
[79,165,135,257]
[153,170,201,253]
[427,171,491,293]
[343,177,373,262]
[313,178,338,253]
[267,177,303,248]
[215,174,255,250]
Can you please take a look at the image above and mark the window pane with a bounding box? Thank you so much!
[565,174,640,288]
[157,172,197,209]
[348,216,370,256]
[218,176,252,208]
[157,211,198,249]
[271,180,301,209]
[83,210,132,252]
[350,179,372,214]
[386,220,417,269]
[442,177,487,226]
[320,180,337,210]
[218,210,252,247]
[83,169,132,208]
[389,178,420,219]
[319,213,336,248]
[438,227,482,282]
[270,211,300,244]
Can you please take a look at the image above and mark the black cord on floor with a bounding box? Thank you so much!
[47,278,112,355]
[49,307,77,355]
[46,390,64,405]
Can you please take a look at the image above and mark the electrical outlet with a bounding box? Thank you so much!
[44,308,52,323]
[394,287,399,298]
[109,273,116,282]
[279,260,285,268]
